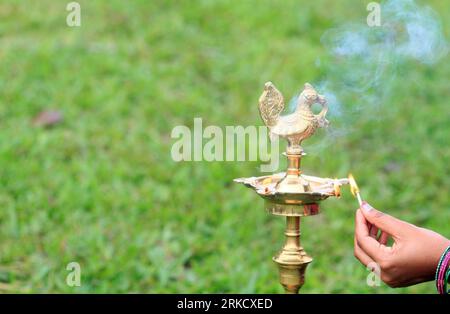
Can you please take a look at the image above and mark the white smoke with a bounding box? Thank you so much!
[307,0,447,151]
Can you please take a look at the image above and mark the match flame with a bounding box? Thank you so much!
[348,173,359,197]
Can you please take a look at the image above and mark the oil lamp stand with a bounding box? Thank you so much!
[266,151,319,293]
[234,82,348,293]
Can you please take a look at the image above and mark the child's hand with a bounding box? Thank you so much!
[354,202,450,287]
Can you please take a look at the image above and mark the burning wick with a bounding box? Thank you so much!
[333,178,341,198]
[348,173,363,206]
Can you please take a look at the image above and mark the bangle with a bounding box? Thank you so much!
[435,245,450,294]
[445,267,450,294]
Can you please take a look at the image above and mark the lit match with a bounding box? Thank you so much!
[348,173,363,206]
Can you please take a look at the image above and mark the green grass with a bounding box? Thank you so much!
[0,0,449,293]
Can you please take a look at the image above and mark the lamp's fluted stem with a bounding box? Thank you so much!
[273,216,312,294]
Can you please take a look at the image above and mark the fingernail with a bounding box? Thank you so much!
[361,202,373,213]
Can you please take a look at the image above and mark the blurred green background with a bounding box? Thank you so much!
[0,0,449,293]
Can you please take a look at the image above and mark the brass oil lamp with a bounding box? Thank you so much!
[235,82,349,293]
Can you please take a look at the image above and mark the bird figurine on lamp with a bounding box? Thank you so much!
[258,82,329,155]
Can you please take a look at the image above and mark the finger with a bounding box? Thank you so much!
[357,205,373,231]
[354,236,374,267]
[355,208,370,237]
[354,209,375,266]
[359,202,405,238]
[367,221,373,234]
[354,211,374,266]
[355,209,387,261]
[378,231,390,245]
[369,224,379,239]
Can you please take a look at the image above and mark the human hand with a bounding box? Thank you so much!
[354,202,450,288]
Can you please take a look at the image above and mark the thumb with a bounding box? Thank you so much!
[359,202,405,237]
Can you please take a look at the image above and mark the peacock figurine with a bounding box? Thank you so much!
[258,82,329,154]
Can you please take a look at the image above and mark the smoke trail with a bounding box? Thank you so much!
[305,0,448,150]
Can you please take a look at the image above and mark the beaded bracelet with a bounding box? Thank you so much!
[435,245,450,294]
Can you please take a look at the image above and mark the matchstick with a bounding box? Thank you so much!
[355,191,363,206]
